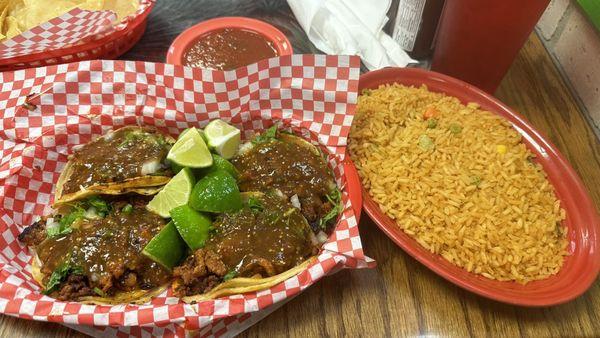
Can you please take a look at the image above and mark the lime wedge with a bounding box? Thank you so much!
[168,127,207,174]
[204,120,241,160]
[189,169,243,213]
[209,154,238,178]
[178,128,191,140]
[167,127,213,168]
[178,127,206,142]
[169,160,184,174]
[170,205,212,250]
[142,221,186,270]
[147,168,195,217]
[197,154,239,179]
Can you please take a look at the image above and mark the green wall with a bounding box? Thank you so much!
[577,0,600,32]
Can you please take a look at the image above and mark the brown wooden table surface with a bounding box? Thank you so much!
[1,32,599,337]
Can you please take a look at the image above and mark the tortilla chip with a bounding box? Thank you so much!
[103,0,138,21]
[0,0,139,42]
[0,6,7,40]
[64,0,105,20]
[0,0,8,28]
[4,16,21,39]
[9,0,67,32]
[74,0,104,12]
[2,0,139,42]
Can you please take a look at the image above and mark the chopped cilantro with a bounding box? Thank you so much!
[252,125,278,144]
[46,225,72,238]
[44,264,83,295]
[155,134,168,147]
[87,196,110,217]
[117,131,164,148]
[319,188,342,229]
[47,207,84,238]
[121,204,133,215]
[118,132,139,148]
[247,197,264,213]
[48,196,110,238]
[93,287,106,297]
[223,270,238,281]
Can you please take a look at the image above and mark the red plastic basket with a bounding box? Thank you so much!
[0,2,154,72]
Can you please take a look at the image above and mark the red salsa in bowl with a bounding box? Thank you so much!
[167,17,292,70]
[183,28,278,70]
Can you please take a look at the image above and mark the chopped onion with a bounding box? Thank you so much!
[290,194,301,209]
[274,189,285,198]
[84,207,100,220]
[104,130,115,141]
[308,231,319,246]
[45,217,59,231]
[238,142,254,155]
[90,273,99,282]
[141,159,160,175]
[33,254,42,267]
[316,231,328,244]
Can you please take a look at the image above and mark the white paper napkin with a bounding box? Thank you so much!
[287,0,415,70]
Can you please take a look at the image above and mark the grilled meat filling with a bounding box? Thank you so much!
[18,219,47,247]
[233,137,336,231]
[19,196,170,301]
[173,193,318,297]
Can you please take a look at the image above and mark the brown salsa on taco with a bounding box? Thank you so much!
[20,195,170,303]
[19,121,342,304]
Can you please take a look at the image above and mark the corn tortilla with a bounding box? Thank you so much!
[181,257,315,303]
[31,253,167,305]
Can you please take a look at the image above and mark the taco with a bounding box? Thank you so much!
[54,126,175,205]
[18,195,171,304]
[172,192,320,302]
[233,127,342,233]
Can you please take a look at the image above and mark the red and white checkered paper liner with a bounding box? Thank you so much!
[0,55,374,337]
[0,0,154,60]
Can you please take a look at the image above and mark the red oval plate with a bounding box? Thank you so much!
[166,17,293,66]
[358,67,600,306]
[344,160,363,223]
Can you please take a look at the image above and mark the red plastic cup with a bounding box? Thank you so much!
[431,0,549,94]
